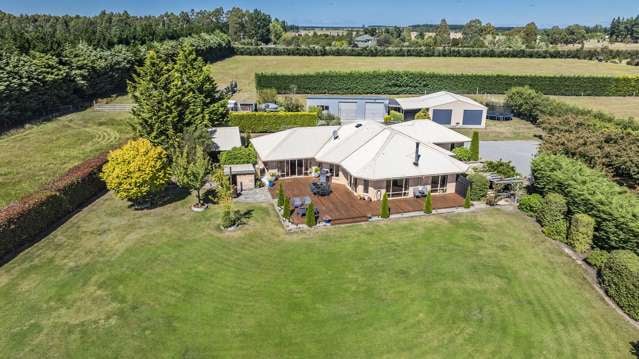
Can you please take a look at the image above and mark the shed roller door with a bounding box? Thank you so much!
[364,102,385,121]
[338,102,358,121]
[432,109,453,125]
[462,110,484,126]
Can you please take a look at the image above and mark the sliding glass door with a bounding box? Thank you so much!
[278,159,312,177]
[431,175,449,193]
[385,178,409,198]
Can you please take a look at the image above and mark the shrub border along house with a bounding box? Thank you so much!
[0,153,108,260]
[229,112,317,133]
[256,71,639,97]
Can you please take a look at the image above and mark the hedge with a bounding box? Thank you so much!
[538,193,568,242]
[0,153,107,260]
[531,153,639,254]
[255,71,639,97]
[601,250,639,320]
[505,86,639,186]
[235,45,639,60]
[229,112,317,133]
[1,32,232,133]
[467,173,489,201]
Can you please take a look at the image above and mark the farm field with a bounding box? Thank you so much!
[0,107,132,208]
[475,94,639,121]
[210,56,639,101]
[0,194,636,358]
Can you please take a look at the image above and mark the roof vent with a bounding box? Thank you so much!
[355,123,362,128]
[413,142,421,166]
[332,130,339,140]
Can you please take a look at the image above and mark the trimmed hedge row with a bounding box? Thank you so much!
[235,45,639,60]
[229,112,317,133]
[1,31,232,133]
[601,250,639,320]
[531,153,639,254]
[255,71,639,96]
[0,154,107,260]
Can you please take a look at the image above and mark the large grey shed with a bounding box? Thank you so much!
[306,95,389,123]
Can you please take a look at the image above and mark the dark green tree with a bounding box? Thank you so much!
[522,22,539,49]
[305,202,316,227]
[130,44,229,149]
[277,183,285,208]
[424,192,433,214]
[435,19,451,46]
[462,19,485,47]
[470,131,480,161]
[128,50,174,147]
[380,192,390,218]
[282,197,291,220]
[464,189,472,209]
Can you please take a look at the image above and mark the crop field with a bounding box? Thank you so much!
[210,56,639,101]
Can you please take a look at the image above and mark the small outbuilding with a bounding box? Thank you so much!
[393,91,487,128]
[224,164,256,193]
[306,95,389,123]
[209,127,242,152]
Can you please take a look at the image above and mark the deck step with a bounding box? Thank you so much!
[331,216,369,225]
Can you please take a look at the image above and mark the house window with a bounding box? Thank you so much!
[363,180,369,194]
[329,164,340,178]
[431,175,449,193]
[386,178,409,198]
[319,105,330,111]
[349,176,358,192]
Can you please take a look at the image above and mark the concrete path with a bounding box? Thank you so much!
[234,187,272,203]
[480,140,540,177]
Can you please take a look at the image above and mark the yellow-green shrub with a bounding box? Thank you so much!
[101,139,170,203]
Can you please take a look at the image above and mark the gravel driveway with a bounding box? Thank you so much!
[480,140,540,177]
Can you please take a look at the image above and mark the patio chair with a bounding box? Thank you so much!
[293,197,303,208]
[413,186,427,198]
[296,207,307,217]
[303,196,312,206]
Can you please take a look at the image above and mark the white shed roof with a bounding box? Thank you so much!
[395,91,487,111]
[224,164,256,175]
[391,120,471,144]
[209,127,242,151]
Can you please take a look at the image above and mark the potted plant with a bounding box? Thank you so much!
[312,166,321,177]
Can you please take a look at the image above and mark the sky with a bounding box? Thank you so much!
[1,0,638,28]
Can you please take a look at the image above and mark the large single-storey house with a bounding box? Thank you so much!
[251,121,470,201]
[306,95,389,123]
[392,91,487,128]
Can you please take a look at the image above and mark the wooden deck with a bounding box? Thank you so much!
[269,177,465,225]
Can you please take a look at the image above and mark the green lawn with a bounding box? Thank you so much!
[0,193,636,357]
[0,108,132,207]
[455,118,543,141]
[474,94,639,122]
[210,56,639,101]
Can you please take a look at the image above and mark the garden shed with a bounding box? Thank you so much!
[224,164,256,193]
